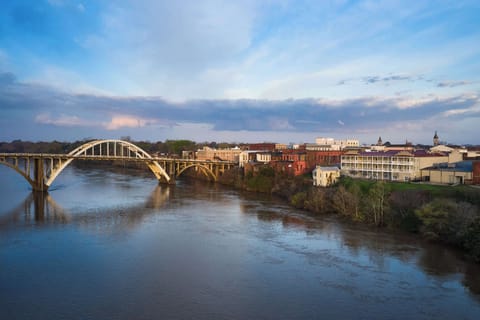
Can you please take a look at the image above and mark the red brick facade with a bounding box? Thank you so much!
[269,160,308,176]
[244,149,343,177]
[473,161,480,184]
[269,161,295,176]
[247,143,276,151]
[281,150,307,161]
[306,150,343,171]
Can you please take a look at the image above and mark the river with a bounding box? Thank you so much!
[1,165,480,319]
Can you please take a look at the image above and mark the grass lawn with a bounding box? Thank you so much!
[340,177,480,202]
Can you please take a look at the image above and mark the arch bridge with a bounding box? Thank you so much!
[0,139,236,192]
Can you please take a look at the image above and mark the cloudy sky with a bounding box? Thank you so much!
[0,0,479,145]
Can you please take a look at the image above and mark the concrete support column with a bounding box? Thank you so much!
[158,175,176,185]
[33,158,48,192]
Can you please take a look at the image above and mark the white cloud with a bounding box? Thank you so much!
[103,115,160,130]
[34,113,164,131]
[78,0,258,97]
[7,72,476,143]
[3,1,480,144]
[14,0,479,102]
[437,80,472,88]
[35,114,94,127]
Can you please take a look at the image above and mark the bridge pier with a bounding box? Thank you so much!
[33,158,49,192]
[159,176,176,185]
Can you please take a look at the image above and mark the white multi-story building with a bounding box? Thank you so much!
[312,137,359,151]
[238,150,272,167]
[315,137,336,145]
[341,150,414,181]
[196,146,242,162]
[341,150,449,181]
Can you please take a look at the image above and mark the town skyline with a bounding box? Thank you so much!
[1,1,479,144]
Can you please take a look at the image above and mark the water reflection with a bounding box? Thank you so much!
[240,199,335,235]
[145,184,171,209]
[0,192,69,225]
[240,197,480,298]
[464,265,480,302]
[0,184,171,230]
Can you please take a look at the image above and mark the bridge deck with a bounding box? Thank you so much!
[0,153,236,165]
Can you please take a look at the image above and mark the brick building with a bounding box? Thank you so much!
[473,161,480,184]
[247,143,277,151]
[306,150,343,171]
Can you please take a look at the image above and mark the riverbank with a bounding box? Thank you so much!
[218,167,480,262]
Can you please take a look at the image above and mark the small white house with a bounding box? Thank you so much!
[239,150,272,167]
[312,166,340,187]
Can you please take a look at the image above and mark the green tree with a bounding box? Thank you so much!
[415,198,457,240]
[164,140,196,155]
[245,166,275,193]
[366,181,390,226]
[291,192,307,209]
[331,185,352,216]
[448,201,479,245]
[463,216,480,262]
[347,182,363,221]
[304,188,327,213]
[389,190,427,231]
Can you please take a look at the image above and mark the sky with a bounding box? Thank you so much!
[0,0,479,145]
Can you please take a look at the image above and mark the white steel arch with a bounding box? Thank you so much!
[0,158,35,186]
[45,139,171,187]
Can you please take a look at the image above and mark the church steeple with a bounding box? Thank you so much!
[433,131,439,146]
[377,136,383,146]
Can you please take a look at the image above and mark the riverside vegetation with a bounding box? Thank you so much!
[218,166,480,262]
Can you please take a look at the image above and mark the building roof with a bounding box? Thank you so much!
[413,150,447,157]
[343,149,449,158]
[423,161,473,172]
[241,150,272,154]
[315,166,340,171]
[357,150,412,157]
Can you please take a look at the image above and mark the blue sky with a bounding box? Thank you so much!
[0,0,479,144]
